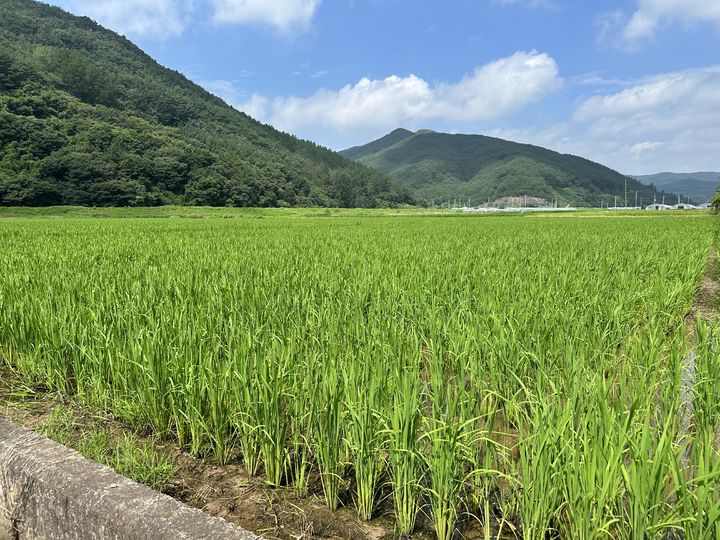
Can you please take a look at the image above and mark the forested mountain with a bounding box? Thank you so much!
[0,0,412,207]
[342,129,675,207]
[633,172,719,204]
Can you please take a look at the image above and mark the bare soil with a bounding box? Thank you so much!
[687,247,720,325]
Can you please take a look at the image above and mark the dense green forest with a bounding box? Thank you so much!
[342,129,677,207]
[0,0,412,208]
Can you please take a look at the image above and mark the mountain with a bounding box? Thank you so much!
[0,0,412,208]
[341,129,676,207]
[633,172,719,204]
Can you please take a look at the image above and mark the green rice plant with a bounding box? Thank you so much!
[676,430,720,539]
[232,346,262,475]
[288,351,314,498]
[422,413,471,540]
[421,369,477,540]
[256,346,291,486]
[514,403,568,540]
[466,397,502,520]
[312,355,346,510]
[202,353,236,465]
[557,380,628,539]
[386,362,423,536]
[619,410,682,539]
[344,351,387,520]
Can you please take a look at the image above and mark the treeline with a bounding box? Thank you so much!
[0,0,412,208]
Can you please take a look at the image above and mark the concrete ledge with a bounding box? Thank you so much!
[0,417,258,540]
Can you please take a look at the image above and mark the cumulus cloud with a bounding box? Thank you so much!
[210,0,321,31]
[573,70,708,121]
[50,0,190,38]
[48,0,322,37]
[236,51,561,140]
[502,66,720,174]
[599,0,720,47]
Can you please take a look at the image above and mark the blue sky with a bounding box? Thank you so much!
[46,0,720,175]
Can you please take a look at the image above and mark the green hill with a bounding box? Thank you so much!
[633,172,719,204]
[0,0,412,208]
[341,129,675,207]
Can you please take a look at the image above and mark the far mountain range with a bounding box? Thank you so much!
[631,172,719,204]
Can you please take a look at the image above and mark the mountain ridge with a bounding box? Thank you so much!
[341,129,679,207]
[633,172,719,203]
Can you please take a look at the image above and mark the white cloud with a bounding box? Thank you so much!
[599,0,720,47]
[235,51,561,142]
[573,69,708,121]
[631,141,664,154]
[503,65,720,174]
[49,0,322,37]
[239,94,270,120]
[51,0,190,38]
[210,0,321,31]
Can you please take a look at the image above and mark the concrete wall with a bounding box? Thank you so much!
[0,418,257,540]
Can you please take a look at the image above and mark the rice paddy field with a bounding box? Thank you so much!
[0,211,717,539]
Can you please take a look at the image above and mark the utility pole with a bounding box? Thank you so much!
[624,178,628,208]
[614,195,617,209]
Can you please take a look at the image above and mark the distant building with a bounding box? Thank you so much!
[645,203,673,211]
[673,203,697,210]
[697,203,711,209]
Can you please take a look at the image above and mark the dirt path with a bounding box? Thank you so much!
[680,246,719,447]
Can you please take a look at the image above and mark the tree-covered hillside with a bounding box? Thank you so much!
[342,129,675,207]
[0,0,412,207]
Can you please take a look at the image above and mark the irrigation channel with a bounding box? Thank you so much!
[680,247,720,459]
[0,212,718,539]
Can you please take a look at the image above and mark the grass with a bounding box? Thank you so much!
[0,212,716,538]
[38,405,177,492]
